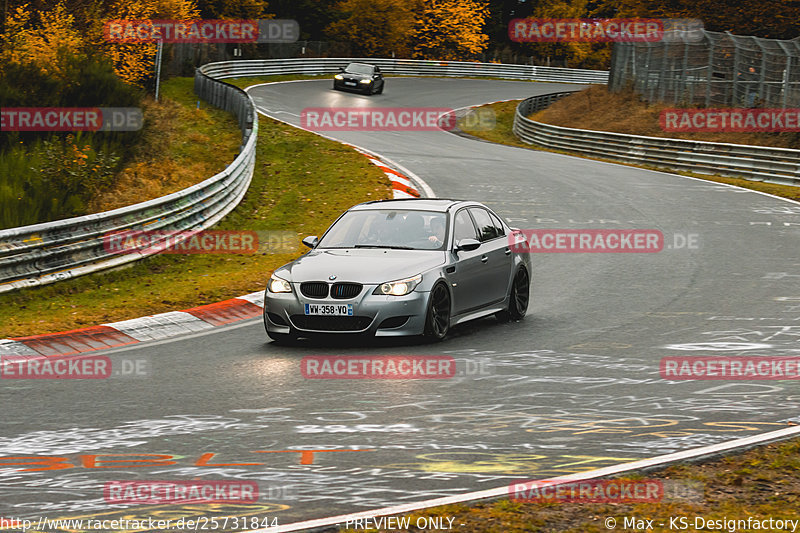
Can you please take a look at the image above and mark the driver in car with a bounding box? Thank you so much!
[428,217,445,246]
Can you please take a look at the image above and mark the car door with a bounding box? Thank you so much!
[469,207,514,305]
[448,208,486,316]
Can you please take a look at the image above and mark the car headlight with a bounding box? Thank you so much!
[373,274,422,296]
[359,79,371,84]
[268,274,292,293]
[334,74,343,80]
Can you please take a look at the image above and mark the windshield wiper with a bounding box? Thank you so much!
[354,244,415,250]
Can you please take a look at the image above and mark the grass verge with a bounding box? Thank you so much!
[342,435,800,533]
[461,97,800,203]
[0,77,390,338]
[88,78,241,213]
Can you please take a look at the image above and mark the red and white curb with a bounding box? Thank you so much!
[0,82,438,362]
[0,291,266,363]
[361,151,420,199]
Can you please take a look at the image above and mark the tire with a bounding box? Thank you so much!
[424,283,451,340]
[376,83,384,94]
[363,85,372,95]
[496,267,529,322]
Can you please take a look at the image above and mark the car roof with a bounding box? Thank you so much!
[350,198,479,213]
[345,62,374,68]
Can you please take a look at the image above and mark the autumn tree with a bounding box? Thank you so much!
[0,2,83,79]
[410,0,489,60]
[195,0,271,19]
[514,0,611,69]
[325,0,417,57]
[90,0,200,86]
[1,0,203,86]
[591,0,799,40]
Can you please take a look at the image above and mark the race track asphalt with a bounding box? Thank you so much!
[2,77,799,531]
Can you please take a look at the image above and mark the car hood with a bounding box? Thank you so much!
[340,71,372,81]
[281,248,445,284]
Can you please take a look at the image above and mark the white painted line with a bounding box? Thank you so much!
[0,340,40,357]
[78,318,258,357]
[393,189,417,199]
[237,292,266,307]
[246,424,800,533]
[0,340,42,369]
[389,175,412,188]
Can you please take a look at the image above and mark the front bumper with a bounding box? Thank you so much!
[334,78,370,92]
[264,284,428,337]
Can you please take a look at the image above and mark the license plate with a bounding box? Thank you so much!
[344,81,357,86]
[304,303,353,316]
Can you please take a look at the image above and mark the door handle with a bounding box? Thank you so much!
[504,248,512,255]
[481,255,488,263]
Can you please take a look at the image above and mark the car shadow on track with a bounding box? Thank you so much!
[258,315,531,353]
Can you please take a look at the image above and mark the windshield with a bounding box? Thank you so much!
[344,63,374,75]
[318,209,447,250]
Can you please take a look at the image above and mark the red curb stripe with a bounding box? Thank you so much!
[392,181,420,197]
[183,298,262,326]
[12,326,139,357]
[376,165,405,178]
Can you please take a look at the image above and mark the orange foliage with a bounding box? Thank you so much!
[410,0,490,60]
[326,0,418,57]
[0,0,202,86]
[1,2,83,78]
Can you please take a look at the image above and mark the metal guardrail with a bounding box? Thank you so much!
[513,92,800,186]
[0,59,606,294]
[0,73,258,293]
[198,57,609,84]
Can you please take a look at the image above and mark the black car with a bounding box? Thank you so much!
[333,62,385,95]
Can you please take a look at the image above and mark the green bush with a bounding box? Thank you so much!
[0,53,143,229]
[0,133,121,228]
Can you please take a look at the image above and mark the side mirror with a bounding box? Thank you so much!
[455,238,480,252]
[338,66,344,72]
[302,236,319,249]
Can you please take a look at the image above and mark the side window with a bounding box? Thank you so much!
[453,210,478,243]
[469,208,499,242]
[489,211,506,237]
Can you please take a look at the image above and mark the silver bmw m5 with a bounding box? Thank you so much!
[263,198,531,342]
